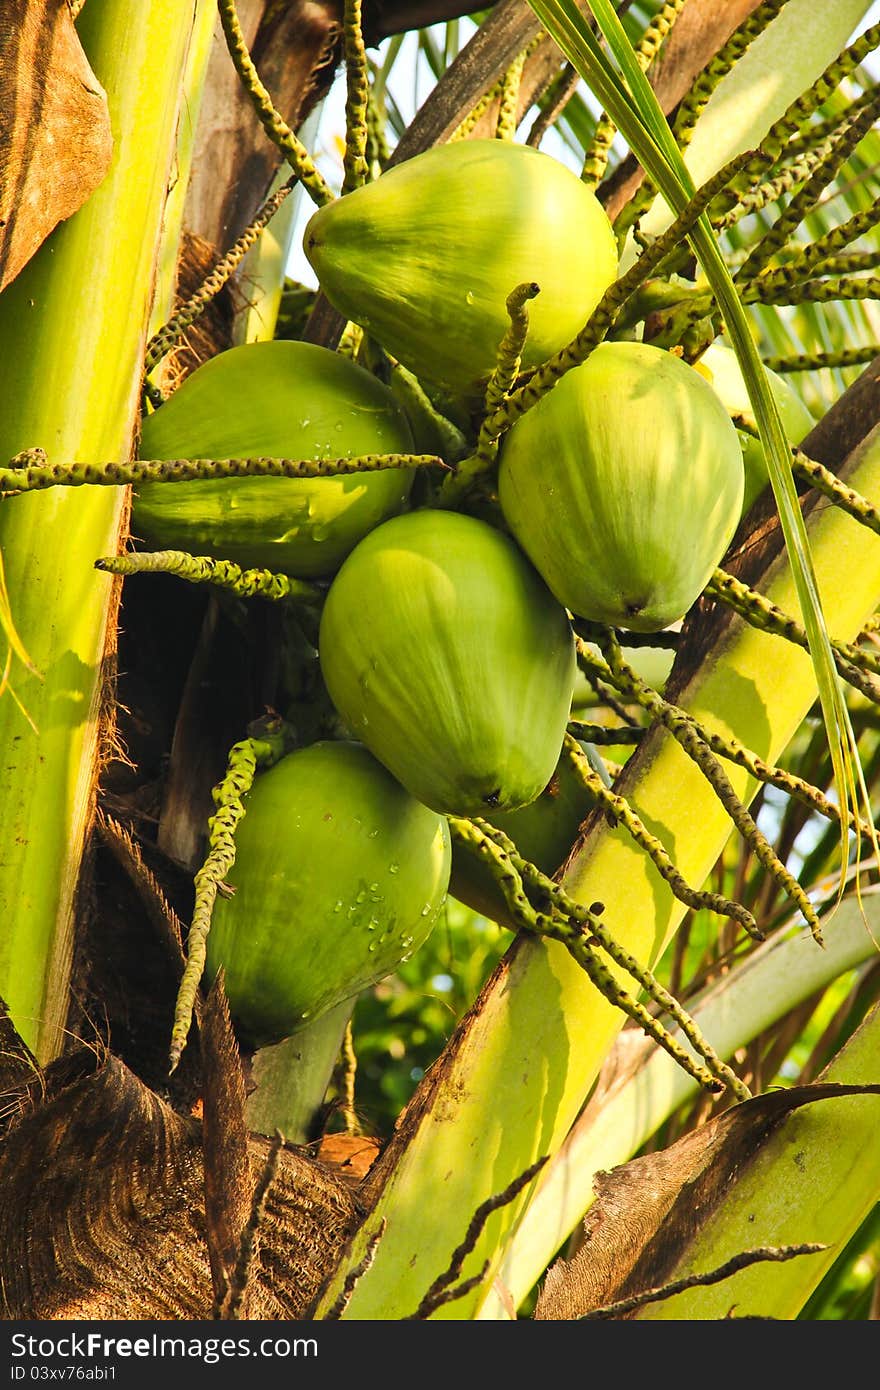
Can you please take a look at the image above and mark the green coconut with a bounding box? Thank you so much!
[303,139,618,401]
[205,740,451,1048]
[449,745,597,928]
[498,340,745,633]
[318,509,576,816]
[133,340,415,577]
[694,339,815,515]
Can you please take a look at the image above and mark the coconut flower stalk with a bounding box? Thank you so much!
[0,0,216,1061]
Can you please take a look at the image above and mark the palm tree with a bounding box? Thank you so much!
[2,0,880,1321]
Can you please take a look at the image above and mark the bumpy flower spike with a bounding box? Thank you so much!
[169,720,294,1072]
[577,625,825,945]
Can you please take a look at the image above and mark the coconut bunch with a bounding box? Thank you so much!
[125,138,813,1055]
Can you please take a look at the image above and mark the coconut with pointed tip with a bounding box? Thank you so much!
[303,139,618,401]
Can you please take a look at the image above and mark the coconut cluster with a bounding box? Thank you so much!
[137,139,810,1047]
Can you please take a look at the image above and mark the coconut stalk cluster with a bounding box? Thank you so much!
[0,84,856,1091]
[0,4,859,1095]
[88,131,825,1072]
